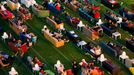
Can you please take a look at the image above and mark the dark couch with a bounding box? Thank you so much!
[104,13,117,23]
[101,23,117,36]
[126,40,134,52]
[78,8,94,23]
[66,30,81,44]
[119,8,134,20]
[101,42,123,57]
[102,60,120,75]
[121,22,134,34]
[83,45,100,58]
[47,3,63,16]
[101,0,120,9]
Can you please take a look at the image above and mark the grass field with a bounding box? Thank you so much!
[0,0,134,75]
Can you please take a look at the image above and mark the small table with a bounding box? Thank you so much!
[112,32,121,40]
[119,55,129,64]
[77,41,87,49]
[77,24,85,31]
[97,56,107,66]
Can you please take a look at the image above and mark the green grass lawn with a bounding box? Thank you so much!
[0,0,134,75]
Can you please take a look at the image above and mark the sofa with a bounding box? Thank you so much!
[47,3,63,16]
[120,22,134,34]
[101,0,120,9]
[66,2,79,12]
[43,31,64,47]
[102,60,120,75]
[83,27,99,40]
[8,42,20,53]
[0,10,14,20]
[31,5,50,17]
[126,39,134,52]
[101,23,117,36]
[9,19,27,34]
[78,8,94,23]
[100,42,123,57]
[7,0,20,10]
[104,13,117,23]
[66,30,81,44]
[18,8,32,21]
[119,8,134,20]
[46,17,64,30]
[83,46,100,58]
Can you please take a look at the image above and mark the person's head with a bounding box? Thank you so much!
[108,20,112,23]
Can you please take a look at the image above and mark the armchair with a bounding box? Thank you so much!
[46,17,64,30]
[32,5,50,17]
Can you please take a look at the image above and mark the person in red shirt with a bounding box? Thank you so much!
[94,11,100,19]
[55,3,61,11]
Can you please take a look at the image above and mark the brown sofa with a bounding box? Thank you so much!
[83,27,99,40]
[46,17,64,30]
[18,8,32,21]
[43,30,64,47]
[8,42,20,53]
[9,19,27,34]
[66,2,79,12]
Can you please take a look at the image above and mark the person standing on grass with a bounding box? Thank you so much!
[72,60,78,75]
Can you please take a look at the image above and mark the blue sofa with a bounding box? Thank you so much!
[101,42,117,57]
[78,8,94,23]
[66,30,81,44]
[47,3,63,16]
[101,0,120,9]
[83,45,100,58]
[126,40,134,52]
[119,8,134,20]
[101,42,123,57]
[121,22,134,34]
[101,23,117,36]
[104,13,117,23]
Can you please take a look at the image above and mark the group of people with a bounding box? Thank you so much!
[54,59,104,75]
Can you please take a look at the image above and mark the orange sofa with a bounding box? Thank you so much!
[43,30,64,47]
[46,17,64,30]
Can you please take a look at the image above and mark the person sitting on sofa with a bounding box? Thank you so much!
[11,0,18,3]
[0,4,7,16]
[94,46,101,56]
[33,56,44,69]
[130,37,134,43]
[0,54,10,67]
[70,0,81,7]
[55,3,61,11]
[65,12,80,24]
[33,4,44,10]
[54,60,64,74]
[18,7,31,18]
[15,40,22,47]
[52,16,63,24]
